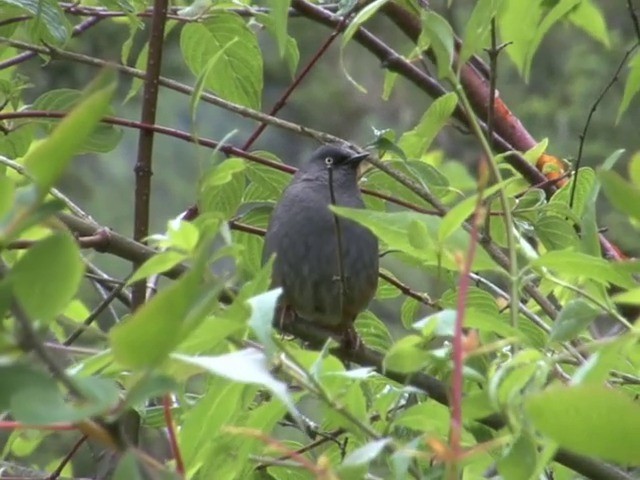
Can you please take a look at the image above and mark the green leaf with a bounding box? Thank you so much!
[498,0,543,77]
[382,70,399,100]
[489,350,546,407]
[31,88,122,153]
[0,123,35,158]
[521,138,548,164]
[245,162,290,202]
[340,438,391,468]
[362,160,449,208]
[394,400,451,436]
[549,167,595,218]
[342,0,390,48]
[523,0,581,79]
[10,233,84,322]
[612,287,640,305]
[5,369,119,424]
[181,13,263,109]
[174,349,299,419]
[375,274,401,299]
[127,251,187,285]
[23,76,115,194]
[200,159,246,218]
[526,386,640,465]
[398,92,458,159]
[629,151,640,187]
[421,11,454,78]
[438,178,513,242]
[355,311,393,353]
[113,452,144,480]
[180,380,246,466]
[572,336,635,385]
[247,288,281,357]
[534,212,579,251]
[548,299,600,342]
[121,374,177,410]
[616,53,640,123]
[413,309,456,337]
[110,272,202,368]
[2,0,70,45]
[267,0,292,57]
[497,432,538,480]
[257,14,300,76]
[400,297,421,329]
[332,207,498,271]
[599,169,640,221]
[568,0,609,48]
[459,0,504,65]
[532,250,636,288]
[383,335,430,373]
[0,175,15,219]
[190,38,239,124]
[165,219,200,253]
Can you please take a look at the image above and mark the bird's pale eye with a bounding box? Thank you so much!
[324,157,334,166]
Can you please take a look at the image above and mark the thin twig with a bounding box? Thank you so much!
[570,44,639,208]
[63,275,129,345]
[48,435,88,480]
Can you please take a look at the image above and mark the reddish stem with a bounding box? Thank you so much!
[0,421,76,430]
[449,180,483,461]
[163,395,185,476]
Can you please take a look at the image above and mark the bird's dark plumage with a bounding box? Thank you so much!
[262,145,379,346]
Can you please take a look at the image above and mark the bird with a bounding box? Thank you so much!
[262,144,379,349]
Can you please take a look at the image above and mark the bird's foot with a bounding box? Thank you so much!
[275,304,297,340]
[339,325,362,351]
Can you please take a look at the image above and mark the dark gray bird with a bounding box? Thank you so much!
[262,145,379,348]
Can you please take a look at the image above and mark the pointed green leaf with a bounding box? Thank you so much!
[421,11,454,79]
[460,0,504,65]
[23,76,115,193]
[398,92,457,159]
[10,233,84,322]
[526,386,640,465]
[267,0,291,57]
[110,272,202,368]
[181,13,263,109]
[549,299,600,342]
[599,169,640,221]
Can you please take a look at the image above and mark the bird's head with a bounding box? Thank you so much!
[300,145,370,178]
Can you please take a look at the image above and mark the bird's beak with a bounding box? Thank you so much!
[348,151,370,164]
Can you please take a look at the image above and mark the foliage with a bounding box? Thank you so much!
[0,0,639,479]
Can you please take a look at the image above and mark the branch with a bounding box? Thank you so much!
[131,0,170,308]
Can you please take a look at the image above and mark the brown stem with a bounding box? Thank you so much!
[132,0,169,308]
